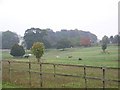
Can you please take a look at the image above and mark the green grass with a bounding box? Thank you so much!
[2,45,119,88]
[2,45,118,67]
[2,82,23,88]
[43,45,118,67]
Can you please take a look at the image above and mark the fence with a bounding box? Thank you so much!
[2,60,120,88]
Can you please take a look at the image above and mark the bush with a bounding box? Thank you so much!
[10,44,25,57]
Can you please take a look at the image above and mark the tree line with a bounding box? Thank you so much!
[1,28,120,50]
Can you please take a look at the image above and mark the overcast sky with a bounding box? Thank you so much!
[0,0,119,39]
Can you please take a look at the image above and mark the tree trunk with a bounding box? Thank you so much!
[103,50,106,53]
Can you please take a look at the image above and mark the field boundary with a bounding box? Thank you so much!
[2,60,120,88]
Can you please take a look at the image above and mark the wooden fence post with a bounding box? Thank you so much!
[102,67,105,89]
[84,65,87,89]
[28,62,31,88]
[53,64,56,77]
[8,61,11,83]
[40,63,43,87]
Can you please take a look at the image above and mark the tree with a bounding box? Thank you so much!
[31,42,45,62]
[10,44,25,57]
[24,28,47,49]
[102,43,107,53]
[113,35,120,45]
[101,35,109,53]
[2,31,19,49]
[80,37,91,47]
[56,39,72,51]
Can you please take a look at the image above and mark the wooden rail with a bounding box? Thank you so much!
[2,60,120,88]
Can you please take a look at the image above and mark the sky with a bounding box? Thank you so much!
[0,0,119,40]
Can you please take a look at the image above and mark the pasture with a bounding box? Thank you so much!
[2,45,119,88]
[2,45,118,67]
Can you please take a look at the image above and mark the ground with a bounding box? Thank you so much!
[2,45,119,88]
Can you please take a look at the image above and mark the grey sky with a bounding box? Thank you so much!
[0,0,119,39]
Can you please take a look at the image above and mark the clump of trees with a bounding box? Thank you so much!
[23,28,97,49]
[31,42,45,62]
[10,44,25,57]
[2,28,119,51]
[110,35,120,45]
[100,34,120,53]
[1,28,98,49]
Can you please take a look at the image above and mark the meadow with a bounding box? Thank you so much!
[2,45,118,67]
[2,45,119,88]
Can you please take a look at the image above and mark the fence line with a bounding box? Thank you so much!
[2,60,120,88]
[3,60,119,69]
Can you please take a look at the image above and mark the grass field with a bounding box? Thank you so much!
[2,45,119,88]
[2,45,119,67]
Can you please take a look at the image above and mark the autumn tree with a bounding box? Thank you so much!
[31,42,45,62]
[80,37,91,47]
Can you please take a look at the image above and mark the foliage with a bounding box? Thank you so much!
[24,28,47,49]
[24,28,98,49]
[101,34,120,45]
[80,37,91,47]
[56,39,72,50]
[54,29,97,47]
[102,35,109,44]
[101,43,107,52]
[101,35,109,52]
[31,42,45,62]
[113,35,120,45]
[10,44,25,57]
[2,31,19,49]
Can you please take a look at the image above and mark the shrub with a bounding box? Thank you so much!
[10,44,25,57]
